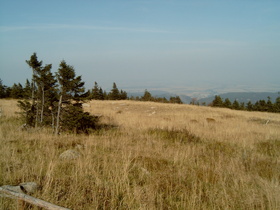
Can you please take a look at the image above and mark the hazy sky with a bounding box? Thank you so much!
[0,0,280,92]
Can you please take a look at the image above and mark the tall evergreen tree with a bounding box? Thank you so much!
[26,53,43,105]
[90,81,104,100]
[108,82,120,100]
[55,60,96,134]
[34,64,57,124]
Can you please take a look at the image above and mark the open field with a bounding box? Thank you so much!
[1,99,280,209]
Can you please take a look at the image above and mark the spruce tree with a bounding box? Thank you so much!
[55,60,96,134]
[212,95,223,107]
[142,89,153,101]
[274,96,280,113]
[0,79,6,98]
[108,82,120,100]
[223,98,232,108]
[232,99,240,110]
[246,101,253,111]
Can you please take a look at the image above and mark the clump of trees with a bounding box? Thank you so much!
[211,95,280,113]
[16,53,98,134]
[129,89,183,104]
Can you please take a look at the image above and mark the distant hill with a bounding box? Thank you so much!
[198,92,280,105]
[128,90,279,105]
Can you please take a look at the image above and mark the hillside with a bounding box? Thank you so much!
[198,92,280,105]
[1,99,280,209]
[127,90,279,104]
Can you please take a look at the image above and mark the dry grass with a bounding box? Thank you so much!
[1,99,280,209]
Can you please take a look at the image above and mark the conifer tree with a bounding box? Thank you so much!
[0,79,6,98]
[90,81,104,100]
[246,101,253,111]
[26,53,43,106]
[142,89,153,101]
[10,83,24,99]
[108,82,120,100]
[212,95,223,107]
[23,79,32,99]
[274,96,280,112]
[170,96,183,104]
[55,60,84,134]
[55,60,96,134]
[232,99,240,110]
[223,98,232,108]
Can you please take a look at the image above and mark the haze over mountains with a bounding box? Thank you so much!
[124,83,280,104]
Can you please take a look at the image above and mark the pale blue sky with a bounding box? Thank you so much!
[0,0,279,93]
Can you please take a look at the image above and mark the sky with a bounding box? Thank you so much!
[0,0,280,94]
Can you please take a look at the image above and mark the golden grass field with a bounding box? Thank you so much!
[1,99,280,209]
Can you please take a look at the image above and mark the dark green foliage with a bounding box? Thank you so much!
[90,82,104,100]
[212,95,223,107]
[232,99,240,110]
[246,101,253,111]
[275,97,280,112]
[141,89,153,101]
[17,100,36,126]
[61,103,98,134]
[10,83,24,99]
[108,82,127,100]
[15,53,99,134]
[0,79,7,98]
[211,94,280,113]
[55,60,96,134]
[108,82,120,100]
[57,60,85,100]
[170,96,183,104]
[23,79,32,99]
[223,98,232,108]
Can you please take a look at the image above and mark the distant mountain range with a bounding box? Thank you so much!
[198,92,280,105]
[127,90,279,105]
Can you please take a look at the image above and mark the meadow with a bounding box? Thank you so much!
[0,99,280,209]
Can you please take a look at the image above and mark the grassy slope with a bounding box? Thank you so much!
[1,99,280,209]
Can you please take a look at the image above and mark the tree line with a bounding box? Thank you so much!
[1,79,183,104]
[0,53,183,134]
[211,95,280,113]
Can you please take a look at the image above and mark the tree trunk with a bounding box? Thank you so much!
[55,95,62,135]
[40,86,45,123]
[31,69,35,106]
[35,99,39,128]
[0,186,70,210]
